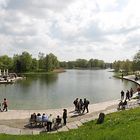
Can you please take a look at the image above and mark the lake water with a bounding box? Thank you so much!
[0,69,138,110]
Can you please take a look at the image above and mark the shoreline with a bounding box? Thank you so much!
[0,99,119,121]
[22,68,66,75]
[0,99,119,134]
[123,75,140,85]
[0,74,139,135]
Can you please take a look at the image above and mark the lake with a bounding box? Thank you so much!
[0,69,138,110]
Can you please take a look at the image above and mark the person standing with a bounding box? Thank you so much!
[126,90,130,101]
[2,98,8,112]
[83,98,90,113]
[78,99,83,114]
[121,90,125,100]
[63,109,67,125]
[73,98,78,111]
[47,114,53,131]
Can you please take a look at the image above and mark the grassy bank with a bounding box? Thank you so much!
[22,69,66,75]
[1,107,140,140]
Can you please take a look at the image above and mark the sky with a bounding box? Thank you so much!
[0,0,140,62]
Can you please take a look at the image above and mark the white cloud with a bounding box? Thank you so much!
[0,0,140,62]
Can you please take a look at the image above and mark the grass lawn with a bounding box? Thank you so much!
[1,107,140,140]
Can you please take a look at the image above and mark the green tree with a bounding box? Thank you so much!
[60,61,68,68]
[132,50,140,71]
[0,55,13,70]
[13,54,21,73]
[87,59,94,68]
[31,58,38,71]
[112,61,122,72]
[38,52,45,70]
[67,61,75,69]
[13,52,32,72]
[121,59,132,74]
[20,52,32,72]
[75,59,88,68]
[45,53,59,72]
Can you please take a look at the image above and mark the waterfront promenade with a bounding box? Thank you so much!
[0,99,119,135]
[0,75,139,135]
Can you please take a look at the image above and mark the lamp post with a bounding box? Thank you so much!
[3,69,5,76]
[6,69,8,76]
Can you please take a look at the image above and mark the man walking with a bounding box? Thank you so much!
[83,98,90,113]
[121,90,124,100]
[126,90,130,101]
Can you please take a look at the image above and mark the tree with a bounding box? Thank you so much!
[112,61,122,72]
[13,54,22,73]
[31,58,38,71]
[67,61,75,69]
[0,55,13,70]
[45,53,59,72]
[38,52,45,70]
[13,52,32,72]
[97,60,105,68]
[87,59,94,69]
[132,50,140,71]
[60,61,68,68]
[75,59,88,68]
[20,52,32,72]
[121,59,132,73]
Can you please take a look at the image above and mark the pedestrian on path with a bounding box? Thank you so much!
[2,98,8,112]
[121,90,125,100]
[73,98,78,111]
[78,99,83,114]
[83,98,90,113]
[63,109,67,125]
[125,90,130,101]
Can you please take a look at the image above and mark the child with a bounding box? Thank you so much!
[2,98,8,112]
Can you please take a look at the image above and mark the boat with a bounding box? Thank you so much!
[0,80,14,84]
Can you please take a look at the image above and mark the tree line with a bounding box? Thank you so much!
[0,52,59,73]
[0,51,107,73]
[1,50,139,73]
[112,50,140,72]
[60,59,107,69]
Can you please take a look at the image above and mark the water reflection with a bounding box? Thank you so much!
[38,74,58,86]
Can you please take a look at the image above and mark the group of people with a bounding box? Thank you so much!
[30,109,67,131]
[73,98,90,114]
[118,86,140,110]
[0,98,8,112]
[120,88,134,101]
[118,88,134,110]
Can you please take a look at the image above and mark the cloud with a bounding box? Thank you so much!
[0,0,140,62]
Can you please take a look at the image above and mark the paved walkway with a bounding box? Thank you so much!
[0,99,139,135]
[0,100,119,135]
[0,74,140,135]
[123,75,140,85]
